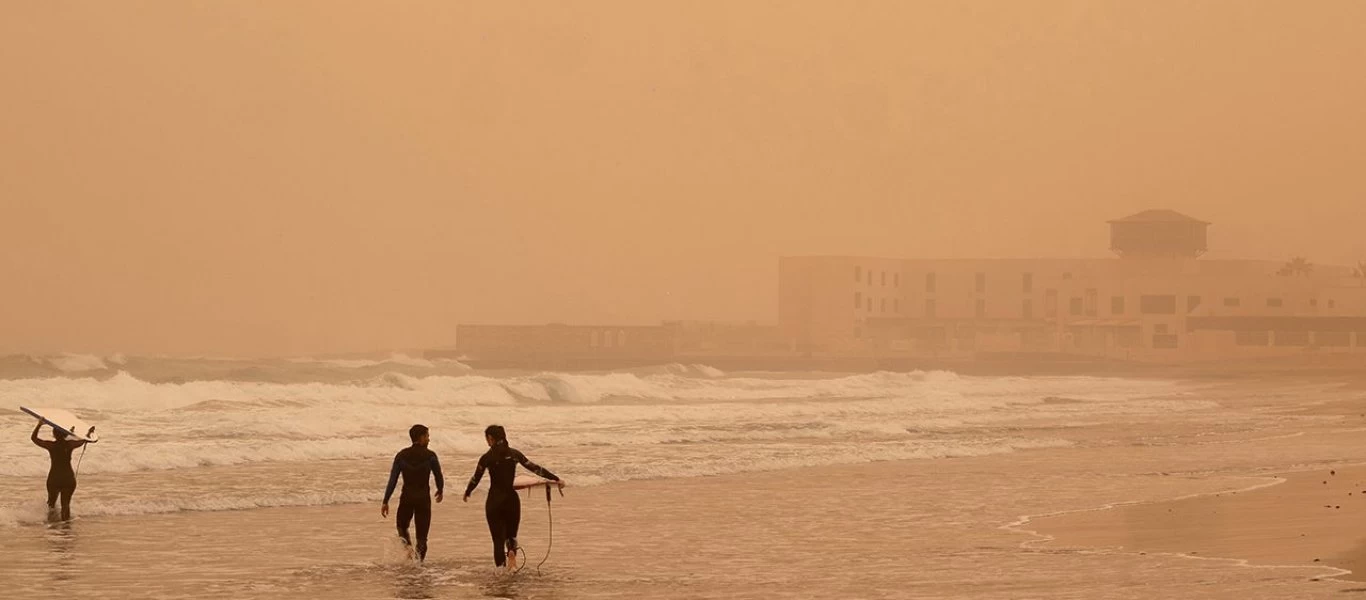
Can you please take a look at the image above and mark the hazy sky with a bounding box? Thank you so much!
[3,2,1364,356]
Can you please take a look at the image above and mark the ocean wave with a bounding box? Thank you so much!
[0,369,1184,416]
[45,353,111,373]
[0,369,1189,482]
[288,353,469,370]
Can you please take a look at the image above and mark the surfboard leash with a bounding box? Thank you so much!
[73,427,95,477]
[510,483,558,576]
[535,482,554,575]
[74,444,89,477]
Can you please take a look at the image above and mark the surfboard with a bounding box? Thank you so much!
[513,475,558,491]
[20,406,99,443]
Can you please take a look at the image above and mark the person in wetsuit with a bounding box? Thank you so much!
[381,424,445,560]
[30,418,93,521]
[462,425,565,569]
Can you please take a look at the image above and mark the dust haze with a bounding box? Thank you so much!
[4,1,1365,356]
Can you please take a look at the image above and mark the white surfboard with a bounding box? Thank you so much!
[513,475,558,491]
[20,406,99,442]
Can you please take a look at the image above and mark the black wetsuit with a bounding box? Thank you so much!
[34,439,80,521]
[463,442,559,567]
[383,445,444,560]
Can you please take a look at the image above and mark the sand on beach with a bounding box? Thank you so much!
[1027,464,1366,583]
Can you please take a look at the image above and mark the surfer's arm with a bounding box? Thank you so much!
[430,455,444,495]
[463,459,486,499]
[382,457,401,504]
[515,450,559,481]
[30,421,52,449]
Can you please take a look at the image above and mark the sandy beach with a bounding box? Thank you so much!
[1027,463,1366,585]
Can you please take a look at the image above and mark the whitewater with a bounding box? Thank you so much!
[0,354,1204,525]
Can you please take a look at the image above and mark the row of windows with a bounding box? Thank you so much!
[852,291,1338,319]
[1057,294,1328,317]
[853,292,902,314]
[859,269,1044,294]
[857,268,1340,313]
[851,295,1019,318]
[853,266,901,288]
[1236,331,1366,347]
[589,330,628,348]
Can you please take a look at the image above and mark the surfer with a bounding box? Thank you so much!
[463,425,565,570]
[381,424,445,561]
[30,417,92,521]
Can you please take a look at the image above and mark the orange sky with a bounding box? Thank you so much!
[3,1,1364,356]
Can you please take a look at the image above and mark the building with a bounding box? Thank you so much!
[442,323,676,368]
[779,210,1366,362]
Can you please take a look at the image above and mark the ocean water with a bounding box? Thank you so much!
[0,354,1361,598]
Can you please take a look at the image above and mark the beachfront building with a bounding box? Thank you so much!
[779,210,1366,362]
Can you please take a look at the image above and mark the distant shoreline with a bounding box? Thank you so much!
[435,351,1366,380]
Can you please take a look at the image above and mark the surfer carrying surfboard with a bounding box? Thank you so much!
[462,425,565,570]
[30,417,93,521]
[381,424,445,561]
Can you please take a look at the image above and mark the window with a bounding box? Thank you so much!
[1187,296,1202,312]
[1045,289,1058,318]
[1022,273,1033,293]
[1111,296,1125,315]
[881,272,886,287]
[1318,332,1351,347]
[1223,297,1240,307]
[854,266,862,282]
[1022,299,1034,319]
[618,330,627,347]
[1274,331,1309,346]
[1310,299,1318,307]
[1236,331,1269,346]
[1267,298,1283,308]
[925,299,937,318]
[1069,298,1083,316]
[1140,295,1178,314]
[975,272,986,293]
[975,299,986,318]
[854,292,862,309]
[1152,334,1179,349]
[1085,289,1098,316]
[925,273,936,293]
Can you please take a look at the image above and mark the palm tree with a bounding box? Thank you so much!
[1278,256,1314,277]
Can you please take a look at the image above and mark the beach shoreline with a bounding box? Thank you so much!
[1024,463,1366,584]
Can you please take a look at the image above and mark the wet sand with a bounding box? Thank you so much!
[1028,465,1366,584]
